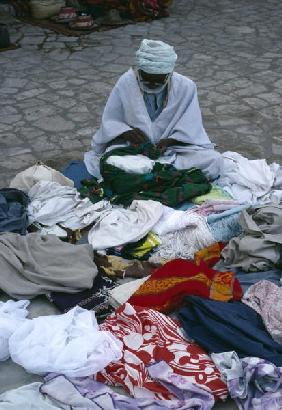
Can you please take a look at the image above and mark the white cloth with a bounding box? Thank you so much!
[108,277,149,308]
[84,68,213,178]
[153,205,201,236]
[216,152,282,204]
[0,383,61,409]
[88,200,163,250]
[9,162,73,191]
[9,306,122,377]
[28,181,111,230]
[106,154,155,174]
[135,39,177,74]
[0,300,29,361]
[151,212,215,261]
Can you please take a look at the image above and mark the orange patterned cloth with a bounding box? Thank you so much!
[194,242,225,267]
[128,258,242,313]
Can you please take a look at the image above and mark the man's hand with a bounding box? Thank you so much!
[156,138,179,153]
[119,128,149,145]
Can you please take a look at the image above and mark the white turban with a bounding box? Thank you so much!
[135,39,177,74]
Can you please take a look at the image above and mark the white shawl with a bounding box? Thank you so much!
[85,68,214,177]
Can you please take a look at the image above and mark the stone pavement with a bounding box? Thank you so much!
[0,0,282,189]
[0,0,281,407]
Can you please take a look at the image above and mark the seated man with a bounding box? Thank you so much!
[84,39,221,180]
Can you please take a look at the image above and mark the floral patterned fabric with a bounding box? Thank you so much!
[97,303,228,401]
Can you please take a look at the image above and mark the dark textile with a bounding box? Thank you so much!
[0,188,29,235]
[107,232,159,260]
[178,296,282,367]
[62,160,93,189]
[48,273,115,322]
[84,0,172,21]
[79,144,211,207]
[94,253,159,279]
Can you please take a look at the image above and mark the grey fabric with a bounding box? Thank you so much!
[222,205,282,272]
[0,233,97,299]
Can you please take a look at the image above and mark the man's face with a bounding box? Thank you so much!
[139,70,169,89]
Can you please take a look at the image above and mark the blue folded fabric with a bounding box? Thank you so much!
[235,269,282,292]
[0,188,29,235]
[209,213,242,243]
[62,160,93,189]
[178,296,282,367]
[207,205,249,223]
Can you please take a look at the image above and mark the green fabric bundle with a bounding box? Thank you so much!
[80,143,211,207]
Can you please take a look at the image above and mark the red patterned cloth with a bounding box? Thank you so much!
[128,259,242,313]
[194,242,225,267]
[97,303,228,400]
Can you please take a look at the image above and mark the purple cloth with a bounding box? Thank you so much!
[211,352,282,410]
[42,361,214,409]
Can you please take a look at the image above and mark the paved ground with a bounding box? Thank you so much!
[0,0,282,407]
[1,0,282,189]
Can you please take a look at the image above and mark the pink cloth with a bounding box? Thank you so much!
[242,280,282,344]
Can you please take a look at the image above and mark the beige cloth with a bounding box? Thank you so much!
[9,162,73,191]
[108,277,149,308]
[0,233,97,299]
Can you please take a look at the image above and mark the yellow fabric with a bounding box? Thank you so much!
[130,232,161,258]
[192,185,232,205]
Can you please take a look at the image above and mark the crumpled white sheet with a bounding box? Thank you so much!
[151,212,215,261]
[216,151,282,204]
[9,306,122,377]
[28,181,111,230]
[153,205,200,236]
[88,200,163,250]
[106,154,155,174]
[0,300,29,361]
[0,383,60,409]
[9,162,74,191]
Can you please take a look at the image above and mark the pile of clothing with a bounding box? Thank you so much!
[0,154,282,410]
[84,0,173,22]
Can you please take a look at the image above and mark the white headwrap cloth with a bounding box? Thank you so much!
[136,39,177,74]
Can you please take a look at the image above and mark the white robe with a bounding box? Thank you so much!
[84,68,220,179]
